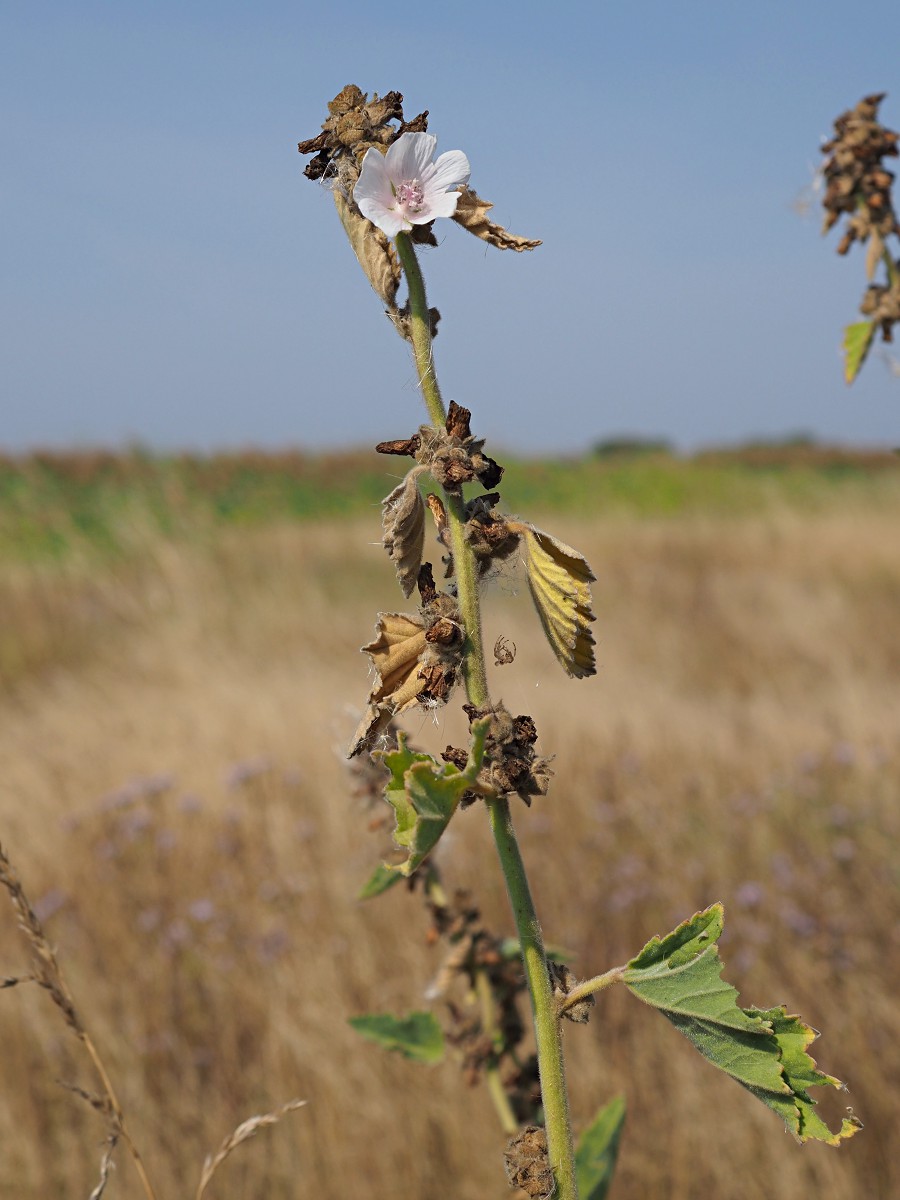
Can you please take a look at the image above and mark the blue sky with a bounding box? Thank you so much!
[2,1,899,453]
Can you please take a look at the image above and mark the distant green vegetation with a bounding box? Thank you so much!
[1,445,898,565]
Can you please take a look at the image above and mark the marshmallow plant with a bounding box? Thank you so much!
[299,86,860,1200]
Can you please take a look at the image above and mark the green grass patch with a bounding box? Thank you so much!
[1,446,898,566]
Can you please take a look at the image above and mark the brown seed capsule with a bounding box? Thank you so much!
[504,1126,553,1199]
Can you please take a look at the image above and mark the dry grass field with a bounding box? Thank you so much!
[1,454,899,1198]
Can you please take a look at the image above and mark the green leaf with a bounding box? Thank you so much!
[843,320,876,384]
[576,1095,625,1200]
[358,862,404,900]
[348,1011,445,1064]
[623,904,862,1144]
[373,718,489,881]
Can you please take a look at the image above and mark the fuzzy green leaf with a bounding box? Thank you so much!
[843,320,876,384]
[349,1011,445,1064]
[372,719,489,882]
[623,904,862,1144]
[576,1095,625,1200]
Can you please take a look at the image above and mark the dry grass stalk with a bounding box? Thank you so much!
[195,1098,307,1200]
[0,843,159,1200]
[88,1134,119,1200]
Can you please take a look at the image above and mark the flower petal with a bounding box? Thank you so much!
[424,149,471,194]
[419,191,463,222]
[385,132,438,184]
[355,146,394,211]
[360,202,408,237]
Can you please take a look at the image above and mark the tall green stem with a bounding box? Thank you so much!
[394,229,577,1200]
[487,798,577,1200]
[394,232,446,430]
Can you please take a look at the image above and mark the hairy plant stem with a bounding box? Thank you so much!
[558,966,626,1016]
[395,230,578,1200]
[487,798,577,1199]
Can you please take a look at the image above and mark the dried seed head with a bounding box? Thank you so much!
[412,402,505,496]
[549,961,596,1024]
[821,93,900,249]
[859,274,900,339]
[297,85,423,182]
[445,703,553,805]
[465,494,520,573]
[504,1126,553,1199]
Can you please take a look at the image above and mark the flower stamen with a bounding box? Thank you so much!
[396,179,426,213]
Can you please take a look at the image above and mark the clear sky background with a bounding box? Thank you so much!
[3,1,899,454]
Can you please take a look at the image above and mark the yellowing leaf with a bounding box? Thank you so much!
[451,187,542,252]
[348,612,426,757]
[512,523,596,677]
[842,320,876,384]
[381,467,427,597]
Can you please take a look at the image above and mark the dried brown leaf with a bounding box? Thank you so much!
[333,189,402,314]
[196,1099,307,1200]
[382,466,427,597]
[511,523,596,678]
[451,187,542,252]
[349,612,427,756]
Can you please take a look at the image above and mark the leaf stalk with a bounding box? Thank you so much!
[558,966,626,1017]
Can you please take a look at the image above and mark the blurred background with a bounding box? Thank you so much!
[2,3,899,1199]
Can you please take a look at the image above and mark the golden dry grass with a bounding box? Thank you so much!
[1,497,899,1198]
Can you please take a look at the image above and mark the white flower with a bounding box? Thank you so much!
[354,132,471,238]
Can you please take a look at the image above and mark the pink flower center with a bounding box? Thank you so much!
[396,178,425,213]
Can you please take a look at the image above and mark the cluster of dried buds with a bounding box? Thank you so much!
[423,879,542,1117]
[442,702,552,808]
[821,93,899,254]
[821,93,900,348]
[349,397,596,765]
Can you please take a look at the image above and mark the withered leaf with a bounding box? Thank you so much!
[333,189,401,315]
[451,187,542,252]
[866,229,884,281]
[512,522,596,678]
[349,613,427,757]
[382,466,427,597]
